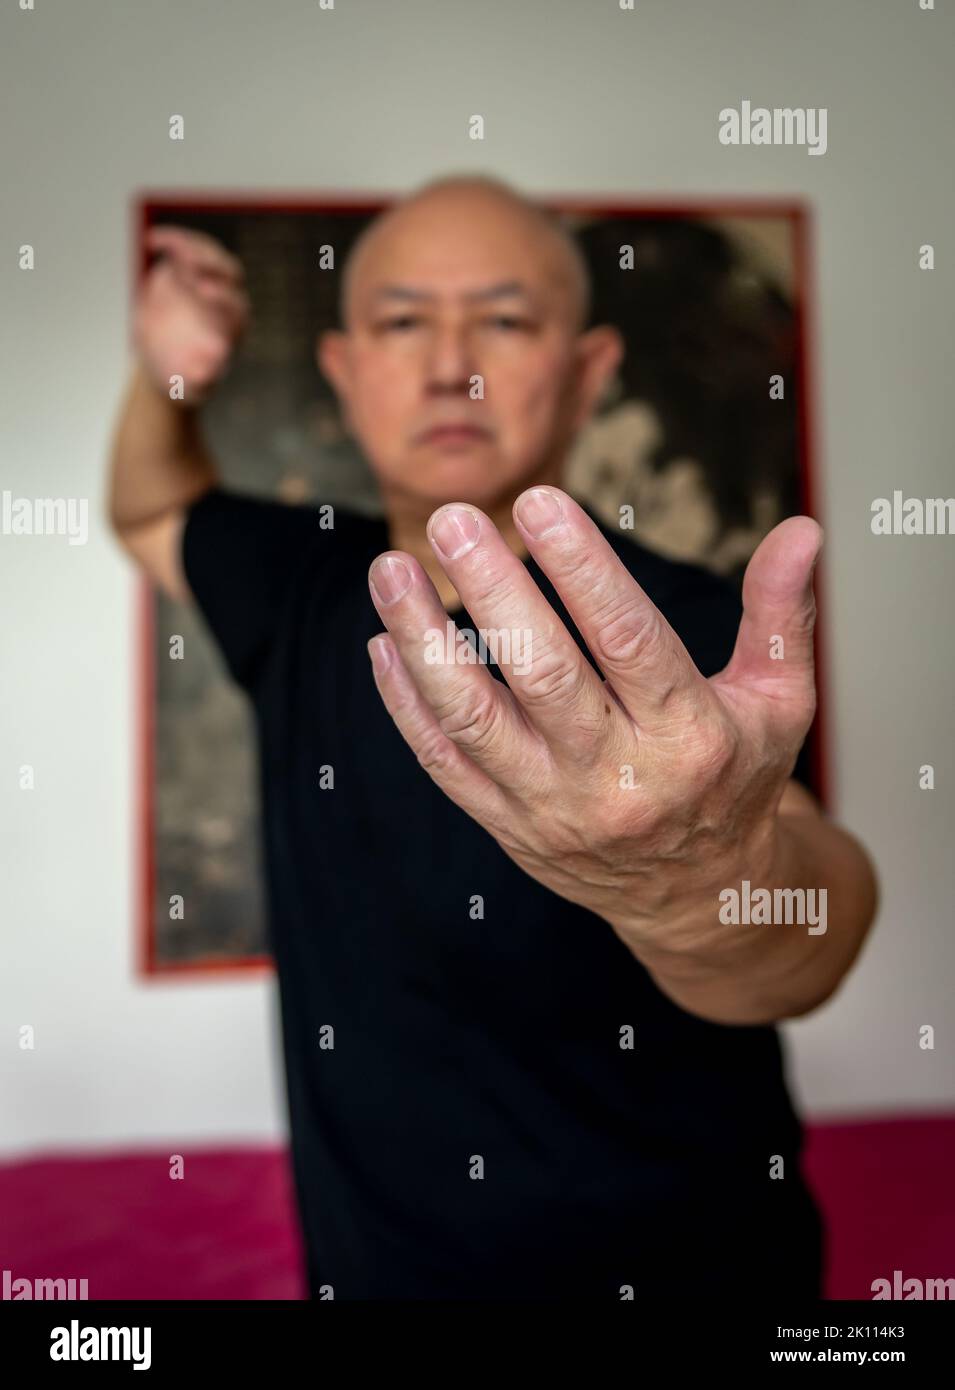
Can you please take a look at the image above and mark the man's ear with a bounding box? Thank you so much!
[317,328,347,395]
[571,324,626,429]
[316,329,355,434]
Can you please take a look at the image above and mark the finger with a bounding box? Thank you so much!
[367,634,517,834]
[188,277,251,330]
[716,515,821,725]
[173,260,247,301]
[145,225,244,279]
[189,277,249,311]
[509,486,713,734]
[424,502,627,765]
[158,259,250,334]
[144,225,245,281]
[367,551,550,795]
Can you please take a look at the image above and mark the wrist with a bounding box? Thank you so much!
[608,813,785,970]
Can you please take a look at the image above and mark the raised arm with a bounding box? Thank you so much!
[106,226,251,602]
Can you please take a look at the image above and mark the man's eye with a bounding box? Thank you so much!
[484,315,531,331]
[380,316,421,331]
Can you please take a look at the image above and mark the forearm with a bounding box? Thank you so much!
[616,806,878,1026]
[107,363,219,533]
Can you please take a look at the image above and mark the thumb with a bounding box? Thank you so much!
[719,515,823,712]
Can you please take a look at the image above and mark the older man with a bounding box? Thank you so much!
[108,174,877,1300]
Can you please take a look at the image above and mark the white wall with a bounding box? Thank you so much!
[2,0,952,1155]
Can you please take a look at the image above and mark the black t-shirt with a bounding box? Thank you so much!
[182,487,823,1300]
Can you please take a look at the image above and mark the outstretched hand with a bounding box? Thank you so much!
[366,486,821,950]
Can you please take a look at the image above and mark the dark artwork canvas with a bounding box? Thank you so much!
[140,197,820,973]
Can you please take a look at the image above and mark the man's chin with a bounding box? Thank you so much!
[376,455,530,511]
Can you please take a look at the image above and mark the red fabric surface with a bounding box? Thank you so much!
[2,1115,953,1300]
[0,1147,306,1300]
[802,1113,955,1299]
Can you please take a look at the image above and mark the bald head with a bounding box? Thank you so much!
[318,173,623,517]
[340,174,591,334]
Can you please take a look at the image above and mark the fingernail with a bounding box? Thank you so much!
[369,555,411,605]
[516,487,564,538]
[367,636,391,675]
[429,506,480,560]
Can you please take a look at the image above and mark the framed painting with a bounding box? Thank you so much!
[133,192,826,974]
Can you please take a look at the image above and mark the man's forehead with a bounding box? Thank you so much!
[366,279,543,306]
[351,248,575,319]
[342,191,588,327]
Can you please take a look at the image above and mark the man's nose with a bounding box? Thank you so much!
[424,325,475,393]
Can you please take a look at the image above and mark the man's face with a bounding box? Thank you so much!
[319,193,622,510]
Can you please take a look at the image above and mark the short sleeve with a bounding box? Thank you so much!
[181,486,335,695]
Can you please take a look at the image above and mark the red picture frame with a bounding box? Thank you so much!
[130,190,828,979]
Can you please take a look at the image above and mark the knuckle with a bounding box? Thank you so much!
[626,794,665,842]
[415,732,459,778]
[592,596,661,666]
[587,795,628,846]
[434,685,502,751]
[541,796,602,855]
[697,721,738,780]
[517,651,584,709]
[463,569,515,613]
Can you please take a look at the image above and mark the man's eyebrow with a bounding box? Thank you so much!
[369,281,535,305]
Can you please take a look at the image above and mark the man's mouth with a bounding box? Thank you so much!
[417,424,492,446]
